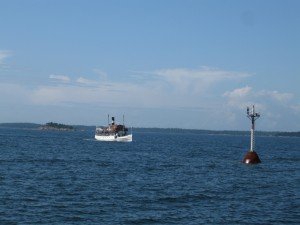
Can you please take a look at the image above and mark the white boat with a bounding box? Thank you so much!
[95,116,132,142]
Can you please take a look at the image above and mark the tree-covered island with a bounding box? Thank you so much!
[39,122,74,131]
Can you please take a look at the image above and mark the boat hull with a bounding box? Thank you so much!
[95,134,132,142]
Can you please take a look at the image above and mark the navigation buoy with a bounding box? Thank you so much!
[243,151,261,164]
[243,105,261,164]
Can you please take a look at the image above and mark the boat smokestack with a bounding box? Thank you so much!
[111,117,115,125]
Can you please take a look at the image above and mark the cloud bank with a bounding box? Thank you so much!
[27,67,251,107]
[222,86,298,130]
[0,66,298,130]
[223,86,294,109]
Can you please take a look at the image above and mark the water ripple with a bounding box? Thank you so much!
[0,129,299,224]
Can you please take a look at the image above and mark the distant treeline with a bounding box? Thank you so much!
[0,123,41,129]
[41,122,74,130]
[272,131,300,137]
[0,123,299,137]
[132,128,300,137]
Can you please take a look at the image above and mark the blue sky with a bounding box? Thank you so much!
[0,0,299,131]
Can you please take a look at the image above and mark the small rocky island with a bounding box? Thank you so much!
[39,122,74,131]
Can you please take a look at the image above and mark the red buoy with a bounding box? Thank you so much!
[242,151,261,164]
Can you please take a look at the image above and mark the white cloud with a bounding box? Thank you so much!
[151,67,251,93]
[222,86,259,109]
[1,66,298,130]
[223,86,252,99]
[258,90,293,103]
[0,83,30,104]
[223,86,293,108]
[222,86,297,130]
[0,50,12,64]
[2,67,293,116]
[155,67,250,80]
[93,69,108,80]
[4,67,251,108]
[49,74,70,83]
[30,85,113,105]
[29,80,171,108]
[291,104,300,114]
[76,77,97,85]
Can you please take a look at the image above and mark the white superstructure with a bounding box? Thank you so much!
[94,116,132,142]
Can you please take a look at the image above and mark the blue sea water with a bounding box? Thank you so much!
[0,128,299,225]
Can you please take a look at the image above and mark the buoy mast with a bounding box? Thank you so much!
[247,105,260,152]
[243,105,261,164]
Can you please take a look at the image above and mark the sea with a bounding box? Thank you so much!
[0,127,299,225]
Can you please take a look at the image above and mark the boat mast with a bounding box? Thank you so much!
[107,114,109,126]
[123,114,125,134]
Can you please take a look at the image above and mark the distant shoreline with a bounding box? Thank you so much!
[0,123,299,137]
